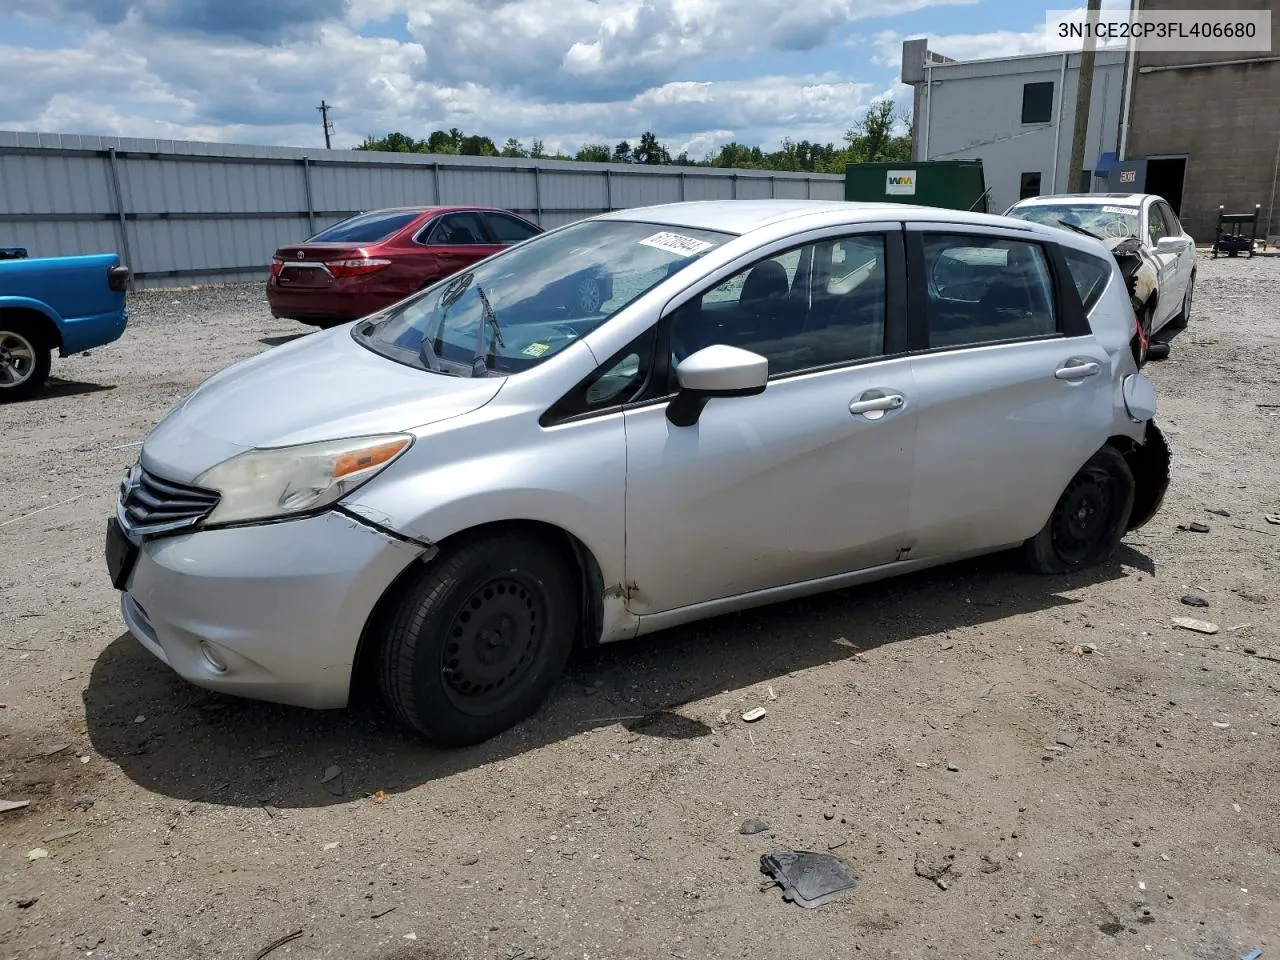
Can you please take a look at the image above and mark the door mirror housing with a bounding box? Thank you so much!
[1156,235,1183,251]
[666,344,768,427]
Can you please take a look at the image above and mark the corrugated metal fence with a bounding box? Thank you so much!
[0,131,845,289]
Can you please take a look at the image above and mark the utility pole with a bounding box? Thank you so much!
[1068,0,1102,192]
[317,100,334,150]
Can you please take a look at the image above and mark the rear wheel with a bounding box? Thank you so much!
[377,532,578,746]
[0,319,52,402]
[1023,447,1135,574]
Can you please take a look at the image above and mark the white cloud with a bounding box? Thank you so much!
[1,0,967,157]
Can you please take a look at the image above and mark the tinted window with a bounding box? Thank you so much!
[428,212,490,245]
[486,213,541,244]
[543,326,657,423]
[308,210,420,243]
[1061,247,1113,313]
[1022,82,1054,123]
[922,235,1057,348]
[669,234,887,379]
[1019,172,1042,200]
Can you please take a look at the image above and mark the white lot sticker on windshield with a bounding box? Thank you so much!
[1101,205,1135,215]
[638,231,713,257]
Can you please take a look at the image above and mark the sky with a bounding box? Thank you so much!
[0,0,1128,158]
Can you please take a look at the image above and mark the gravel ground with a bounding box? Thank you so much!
[1,254,1278,960]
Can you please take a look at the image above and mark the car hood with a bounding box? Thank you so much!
[140,325,504,483]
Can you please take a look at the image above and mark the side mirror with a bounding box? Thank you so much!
[666,344,768,427]
[1156,236,1183,250]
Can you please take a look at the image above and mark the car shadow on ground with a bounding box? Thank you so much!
[24,379,116,401]
[84,545,1154,810]
[260,333,309,348]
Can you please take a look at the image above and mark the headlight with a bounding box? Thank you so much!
[195,434,413,526]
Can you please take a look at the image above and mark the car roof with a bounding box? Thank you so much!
[1011,194,1147,208]
[357,206,530,217]
[591,199,1037,235]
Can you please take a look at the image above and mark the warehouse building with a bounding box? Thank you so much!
[1120,0,1280,239]
[901,39,1125,214]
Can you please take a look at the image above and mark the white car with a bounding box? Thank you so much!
[1003,193,1196,353]
[106,200,1171,746]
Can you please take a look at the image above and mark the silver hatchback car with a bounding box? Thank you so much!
[106,200,1170,745]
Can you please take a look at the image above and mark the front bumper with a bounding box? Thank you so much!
[117,511,425,709]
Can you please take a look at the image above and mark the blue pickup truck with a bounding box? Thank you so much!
[0,248,131,401]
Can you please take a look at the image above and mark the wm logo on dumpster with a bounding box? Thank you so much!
[885,170,916,196]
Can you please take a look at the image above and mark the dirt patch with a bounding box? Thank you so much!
[2,257,1278,959]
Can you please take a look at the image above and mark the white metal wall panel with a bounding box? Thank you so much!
[685,176,735,201]
[0,132,844,287]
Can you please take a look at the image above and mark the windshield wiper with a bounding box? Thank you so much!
[469,282,504,378]
[418,274,476,373]
[1057,219,1105,242]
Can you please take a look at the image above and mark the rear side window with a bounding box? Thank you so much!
[308,211,419,243]
[485,213,541,243]
[1060,247,1113,313]
[922,234,1057,348]
[426,212,489,245]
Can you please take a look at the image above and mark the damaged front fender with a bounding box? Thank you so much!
[1121,420,1171,531]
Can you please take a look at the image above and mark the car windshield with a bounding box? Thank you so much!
[308,210,422,243]
[1007,203,1140,241]
[354,219,733,376]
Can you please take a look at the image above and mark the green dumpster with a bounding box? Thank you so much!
[844,160,989,212]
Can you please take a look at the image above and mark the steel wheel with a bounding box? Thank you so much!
[1050,466,1119,566]
[440,573,548,715]
[1023,447,1135,574]
[377,532,578,745]
[0,330,37,388]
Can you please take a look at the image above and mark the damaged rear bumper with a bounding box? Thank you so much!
[1124,420,1170,531]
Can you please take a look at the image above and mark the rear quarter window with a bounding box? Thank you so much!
[1061,247,1113,313]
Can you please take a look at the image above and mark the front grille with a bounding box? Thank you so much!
[118,463,220,536]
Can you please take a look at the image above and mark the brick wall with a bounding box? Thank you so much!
[1127,0,1280,239]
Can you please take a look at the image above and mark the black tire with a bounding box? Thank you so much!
[1167,272,1193,329]
[1023,447,1136,575]
[377,532,578,746]
[0,316,52,402]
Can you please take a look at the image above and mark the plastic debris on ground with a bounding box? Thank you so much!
[741,707,767,723]
[759,850,859,908]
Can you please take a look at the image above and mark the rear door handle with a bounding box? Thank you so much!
[849,393,905,416]
[1054,359,1102,381]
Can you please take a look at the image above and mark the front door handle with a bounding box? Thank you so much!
[849,393,905,417]
[1054,359,1101,381]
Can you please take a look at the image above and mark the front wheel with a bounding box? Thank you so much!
[1023,447,1135,574]
[0,321,52,402]
[377,532,578,746]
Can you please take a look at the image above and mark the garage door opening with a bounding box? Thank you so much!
[1145,157,1187,215]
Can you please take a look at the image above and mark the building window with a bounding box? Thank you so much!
[1021,81,1054,124]
[1020,172,1042,200]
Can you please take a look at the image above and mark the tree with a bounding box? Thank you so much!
[843,100,912,164]
[575,143,612,162]
[500,138,528,158]
[634,131,671,165]
[529,138,548,159]
[458,134,498,156]
[355,131,421,152]
[613,140,633,163]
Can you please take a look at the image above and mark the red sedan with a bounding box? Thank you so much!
[266,206,544,327]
